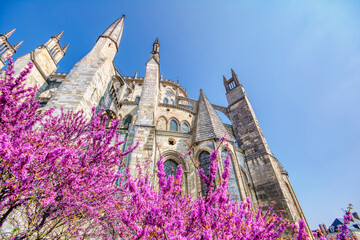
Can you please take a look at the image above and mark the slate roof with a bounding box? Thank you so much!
[192,89,227,143]
[329,214,360,233]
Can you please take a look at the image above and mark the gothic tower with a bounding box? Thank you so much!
[223,69,312,234]
[45,16,125,117]
[0,29,23,69]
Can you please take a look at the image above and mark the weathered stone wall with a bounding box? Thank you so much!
[225,80,313,237]
[45,37,117,117]
[13,46,59,93]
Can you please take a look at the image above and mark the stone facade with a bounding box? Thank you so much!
[4,16,313,238]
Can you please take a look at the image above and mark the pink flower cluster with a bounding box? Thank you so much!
[0,57,353,239]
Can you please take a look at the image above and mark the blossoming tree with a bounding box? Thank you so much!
[0,57,352,239]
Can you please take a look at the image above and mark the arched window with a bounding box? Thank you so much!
[122,115,132,129]
[169,99,174,105]
[221,150,241,202]
[135,96,140,102]
[163,98,169,104]
[169,119,178,131]
[181,122,189,133]
[199,151,211,196]
[166,91,173,98]
[164,160,179,178]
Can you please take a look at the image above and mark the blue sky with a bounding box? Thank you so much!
[1,0,359,229]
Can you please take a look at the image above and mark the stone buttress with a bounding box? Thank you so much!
[45,16,125,117]
[126,39,160,174]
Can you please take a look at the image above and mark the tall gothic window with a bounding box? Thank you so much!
[199,151,211,196]
[169,119,178,131]
[169,99,174,105]
[221,150,241,202]
[122,115,132,129]
[181,122,189,133]
[164,160,179,177]
[163,98,169,104]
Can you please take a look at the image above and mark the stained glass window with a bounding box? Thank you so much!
[169,99,174,105]
[135,96,140,102]
[163,98,169,104]
[164,160,179,177]
[199,151,210,196]
[170,119,178,131]
[181,122,189,133]
[221,150,241,202]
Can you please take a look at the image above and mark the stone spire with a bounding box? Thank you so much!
[45,16,125,117]
[150,37,160,62]
[193,89,227,143]
[134,69,138,78]
[231,68,236,76]
[12,41,23,51]
[53,31,64,41]
[99,15,125,51]
[1,29,15,39]
[62,43,70,54]
[152,37,159,53]
[0,31,22,68]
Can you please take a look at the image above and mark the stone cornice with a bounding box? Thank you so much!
[158,103,195,114]
[155,130,191,138]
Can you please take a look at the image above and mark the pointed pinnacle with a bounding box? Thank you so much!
[154,37,159,45]
[101,15,125,50]
[2,29,16,39]
[223,75,227,82]
[12,41,23,51]
[62,43,70,53]
[53,31,64,41]
[231,68,237,76]
[134,69,138,78]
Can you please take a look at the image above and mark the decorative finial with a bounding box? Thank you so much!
[62,43,70,54]
[223,75,227,82]
[134,69,138,78]
[161,72,163,79]
[177,76,179,84]
[231,68,236,76]
[53,31,64,41]
[152,37,160,54]
[100,15,125,51]
[12,41,23,51]
[2,29,16,39]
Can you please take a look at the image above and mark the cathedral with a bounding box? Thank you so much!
[1,16,312,235]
